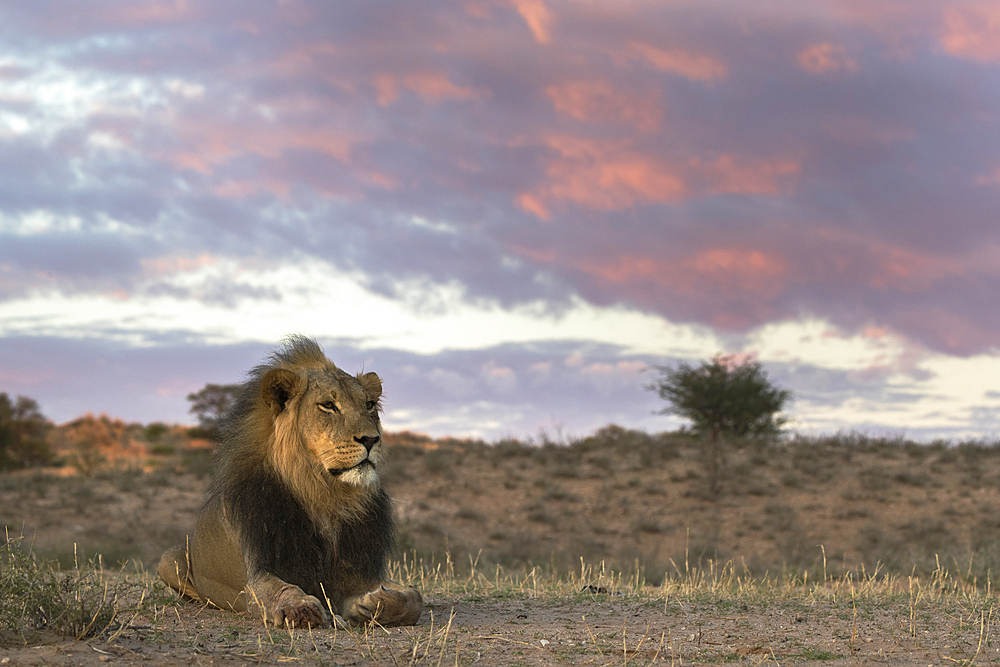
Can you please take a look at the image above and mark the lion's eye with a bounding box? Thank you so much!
[318,401,339,413]
[365,401,376,411]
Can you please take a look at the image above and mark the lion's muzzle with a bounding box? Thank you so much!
[328,459,374,477]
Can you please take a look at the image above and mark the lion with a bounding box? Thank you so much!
[157,336,423,628]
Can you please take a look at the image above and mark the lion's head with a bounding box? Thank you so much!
[261,364,384,489]
[218,336,389,528]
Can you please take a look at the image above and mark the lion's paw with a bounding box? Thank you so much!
[269,587,331,629]
[344,584,423,627]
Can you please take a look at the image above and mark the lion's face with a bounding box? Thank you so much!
[262,366,384,488]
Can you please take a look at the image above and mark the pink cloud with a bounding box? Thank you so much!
[579,247,789,299]
[519,138,801,217]
[272,42,343,76]
[975,167,1000,186]
[626,41,727,82]
[546,78,662,132]
[210,178,291,199]
[894,307,997,353]
[97,0,198,26]
[510,221,1000,349]
[941,3,1000,62]
[510,0,554,44]
[374,73,400,106]
[370,72,488,106]
[481,360,517,392]
[402,72,489,103]
[811,227,981,292]
[150,109,402,197]
[695,154,801,196]
[798,43,860,74]
[518,135,687,216]
[517,193,552,221]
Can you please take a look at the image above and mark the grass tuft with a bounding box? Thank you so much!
[0,531,154,646]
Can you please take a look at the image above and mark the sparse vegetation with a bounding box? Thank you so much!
[6,420,1000,584]
[0,533,148,646]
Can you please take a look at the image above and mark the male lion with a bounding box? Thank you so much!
[158,336,423,628]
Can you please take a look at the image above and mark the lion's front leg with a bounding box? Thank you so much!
[247,575,333,629]
[342,581,423,627]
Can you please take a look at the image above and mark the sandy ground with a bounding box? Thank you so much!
[2,585,994,666]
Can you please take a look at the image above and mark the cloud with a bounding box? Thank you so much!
[389,72,490,104]
[519,135,688,217]
[941,3,1000,63]
[510,0,554,44]
[2,0,1000,439]
[626,41,728,81]
[4,329,996,442]
[798,43,860,74]
[546,78,662,132]
[481,360,518,393]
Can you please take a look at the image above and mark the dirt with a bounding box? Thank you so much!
[3,588,988,666]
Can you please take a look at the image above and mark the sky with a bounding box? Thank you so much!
[1,0,1000,442]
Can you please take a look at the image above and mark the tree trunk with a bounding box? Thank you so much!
[708,425,721,500]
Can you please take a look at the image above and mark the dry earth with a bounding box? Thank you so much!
[1,578,996,666]
[5,428,1000,665]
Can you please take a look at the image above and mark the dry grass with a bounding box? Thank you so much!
[0,531,166,647]
[5,542,999,665]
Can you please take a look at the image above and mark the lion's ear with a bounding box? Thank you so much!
[358,372,382,401]
[261,368,303,418]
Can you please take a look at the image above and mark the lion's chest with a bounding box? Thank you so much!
[227,471,394,602]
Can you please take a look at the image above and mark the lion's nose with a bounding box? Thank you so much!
[354,435,379,452]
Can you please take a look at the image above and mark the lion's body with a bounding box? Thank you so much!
[158,337,422,628]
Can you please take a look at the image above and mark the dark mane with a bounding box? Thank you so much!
[225,465,394,601]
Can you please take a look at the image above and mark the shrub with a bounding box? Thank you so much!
[424,448,457,477]
[632,517,663,534]
[180,448,213,477]
[893,470,930,487]
[143,422,171,443]
[0,394,53,470]
[763,502,798,532]
[491,438,529,459]
[857,466,892,492]
[455,508,485,522]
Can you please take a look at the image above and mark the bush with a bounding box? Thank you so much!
[143,422,171,443]
[0,394,53,470]
[180,448,213,477]
[424,448,457,477]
